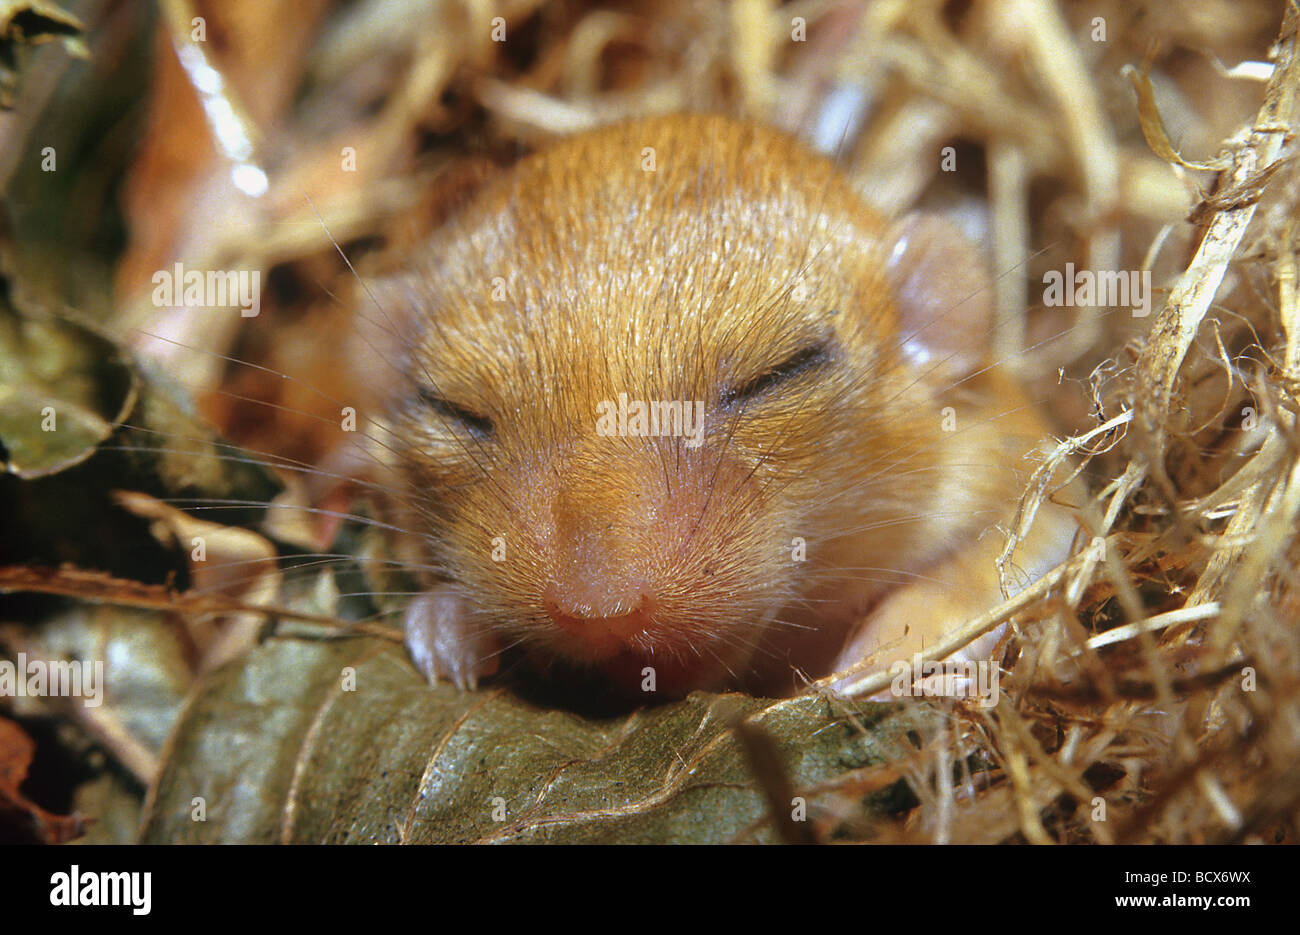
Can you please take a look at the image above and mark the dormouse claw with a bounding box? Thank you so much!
[403,588,501,690]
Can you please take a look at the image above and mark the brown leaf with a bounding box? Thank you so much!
[0,716,89,843]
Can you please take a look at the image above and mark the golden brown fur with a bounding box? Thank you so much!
[357,113,1078,698]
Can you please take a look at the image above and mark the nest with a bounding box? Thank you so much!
[4,0,1299,843]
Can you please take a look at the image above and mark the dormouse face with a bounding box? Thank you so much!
[371,115,976,694]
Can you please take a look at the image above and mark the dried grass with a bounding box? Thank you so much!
[129,0,1300,843]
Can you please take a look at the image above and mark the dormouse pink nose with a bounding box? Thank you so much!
[542,586,657,643]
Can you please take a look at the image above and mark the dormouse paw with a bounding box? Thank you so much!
[827,582,1007,702]
[403,588,500,690]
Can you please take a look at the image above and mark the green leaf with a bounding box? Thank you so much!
[0,313,135,478]
[142,636,924,844]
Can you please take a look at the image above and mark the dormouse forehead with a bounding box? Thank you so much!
[425,186,881,323]
[405,115,894,377]
[417,242,845,370]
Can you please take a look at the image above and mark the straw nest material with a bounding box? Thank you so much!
[5,0,1299,844]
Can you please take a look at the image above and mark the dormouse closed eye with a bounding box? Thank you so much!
[719,340,836,408]
[417,386,494,438]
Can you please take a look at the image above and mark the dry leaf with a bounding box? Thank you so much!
[0,715,89,843]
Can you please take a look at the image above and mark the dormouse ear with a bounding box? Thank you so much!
[348,271,429,410]
[884,214,995,383]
